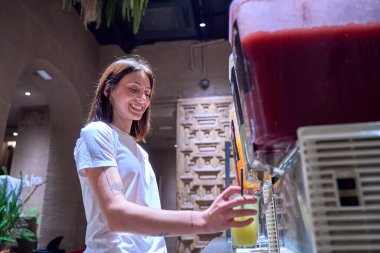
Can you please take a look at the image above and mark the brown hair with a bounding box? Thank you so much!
[87,56,155,141]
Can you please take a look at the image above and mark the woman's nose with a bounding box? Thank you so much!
[137,93,148,102]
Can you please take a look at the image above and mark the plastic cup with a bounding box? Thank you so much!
[231,198,259,248]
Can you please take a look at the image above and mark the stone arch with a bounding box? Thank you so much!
[8,58,85,249]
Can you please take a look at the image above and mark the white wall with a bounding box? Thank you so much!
[135,39,232,100]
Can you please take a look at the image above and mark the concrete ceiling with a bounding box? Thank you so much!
[88,0,232,53]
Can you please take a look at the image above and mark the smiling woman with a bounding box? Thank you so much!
[87,56,154,141]
[73,55,257,253]
[106,70,152,133]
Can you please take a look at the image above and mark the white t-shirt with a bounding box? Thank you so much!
[73,121,167,253]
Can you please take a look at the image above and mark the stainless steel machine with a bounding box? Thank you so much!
[228,1,380,252]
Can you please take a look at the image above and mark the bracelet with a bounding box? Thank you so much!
[191,211,194,228]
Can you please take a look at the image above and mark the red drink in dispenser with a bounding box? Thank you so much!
[230,0,380,152]
[229,2,380,252]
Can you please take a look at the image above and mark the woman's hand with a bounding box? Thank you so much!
[87,166,257,236]
[200,186,258,233]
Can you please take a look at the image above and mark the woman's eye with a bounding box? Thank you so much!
[129,88,138,93]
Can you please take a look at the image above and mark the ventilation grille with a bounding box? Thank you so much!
[298,122,380,253]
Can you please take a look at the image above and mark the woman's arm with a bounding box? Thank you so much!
[87,166,257,237]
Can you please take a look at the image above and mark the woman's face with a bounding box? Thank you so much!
[108,70,152,131]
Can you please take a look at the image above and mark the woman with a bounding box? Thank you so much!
[73,56,257,253]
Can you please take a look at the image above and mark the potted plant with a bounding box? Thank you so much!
[0,167,37,253]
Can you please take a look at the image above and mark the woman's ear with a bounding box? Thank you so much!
[103,84,111,97]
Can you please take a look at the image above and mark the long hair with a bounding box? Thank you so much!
[87,56,155,141]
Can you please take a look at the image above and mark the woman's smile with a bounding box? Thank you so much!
[130,102,144,112]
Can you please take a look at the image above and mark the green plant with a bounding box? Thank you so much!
[22,208,41,225]
[0,167,36,250]
[62,0,149,34]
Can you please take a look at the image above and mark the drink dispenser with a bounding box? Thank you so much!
[228,0,380,252]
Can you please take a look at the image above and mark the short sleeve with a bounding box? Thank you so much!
[74,122,118,176]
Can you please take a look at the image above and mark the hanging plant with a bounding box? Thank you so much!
[62,0,149,34]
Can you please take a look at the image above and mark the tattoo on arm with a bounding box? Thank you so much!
[109,182,126,196]
[102,168,125,196]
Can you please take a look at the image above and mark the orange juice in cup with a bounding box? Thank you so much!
[231,197,259,248]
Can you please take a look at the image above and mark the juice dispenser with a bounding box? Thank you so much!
[228,0,380,252]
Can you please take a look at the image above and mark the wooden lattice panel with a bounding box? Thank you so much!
[176,96,235,253]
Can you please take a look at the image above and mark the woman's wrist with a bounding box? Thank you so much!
[192,210,209,233]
